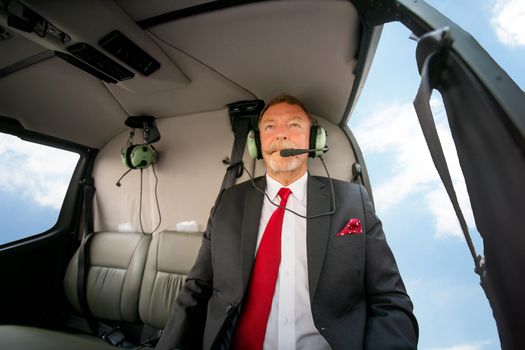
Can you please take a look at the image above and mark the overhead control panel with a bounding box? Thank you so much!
[99,31,160,77]
[0,0,188,92]
[67,42,135,81]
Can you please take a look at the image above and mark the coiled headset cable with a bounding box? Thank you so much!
[138,164,162,234]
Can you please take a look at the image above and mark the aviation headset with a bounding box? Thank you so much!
[246,120,327,160]
[117,117,162,234]
[243,117,336,219]
[121,126,158,169]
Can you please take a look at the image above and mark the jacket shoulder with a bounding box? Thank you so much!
[224,176,263,195]
[311,175,363,193]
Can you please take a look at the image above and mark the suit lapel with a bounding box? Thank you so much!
[306,175,331,300]
[240,177,265,292]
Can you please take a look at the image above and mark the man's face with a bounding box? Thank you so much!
[259,102,311,176]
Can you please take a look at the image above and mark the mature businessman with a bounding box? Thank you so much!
[156,95,418,350]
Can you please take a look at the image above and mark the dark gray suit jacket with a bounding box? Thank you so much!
[156,175,418,350]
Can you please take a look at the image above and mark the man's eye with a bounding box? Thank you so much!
[264,125,274,130]
[290,123,301,128]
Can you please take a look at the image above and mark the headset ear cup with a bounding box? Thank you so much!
[246,129,263,160]
[316,126,327,150]
[149,145,158,165]
[309,125,318,158]
[308,124,327,158]
[247,130,258,160]
[135,146,148,168]
[254,129,262,160]
[130,144,158,168]
[121,146,136,169]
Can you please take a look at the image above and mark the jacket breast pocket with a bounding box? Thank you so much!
[331,233,365,249]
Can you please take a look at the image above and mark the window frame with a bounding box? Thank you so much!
[0,116,97,249]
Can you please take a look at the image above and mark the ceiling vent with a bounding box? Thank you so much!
[99,30,160,77]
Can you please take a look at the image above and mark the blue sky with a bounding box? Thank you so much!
[349,0,524,349]
[0,134,78,244]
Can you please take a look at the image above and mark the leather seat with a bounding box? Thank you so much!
[0,325,117,350]
[0,231,151,349]
[64,231,151,323]
[139,230,203,329]
[0,230,202,348]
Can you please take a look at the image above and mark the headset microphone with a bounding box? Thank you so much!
[116,168,133,187]
[280,147,329,157]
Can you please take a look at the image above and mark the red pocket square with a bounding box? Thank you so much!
[336,218,363,236]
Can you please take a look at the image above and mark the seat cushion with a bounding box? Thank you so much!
[0,325,119,350]
[64,231,151,322]
[139,231,203,329]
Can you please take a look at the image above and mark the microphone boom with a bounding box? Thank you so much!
[280,147,328,157]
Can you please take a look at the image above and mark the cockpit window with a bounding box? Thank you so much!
[0,132,79,245]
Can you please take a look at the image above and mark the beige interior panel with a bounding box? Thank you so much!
[1,1,363,148]
[0,57,127,147]
[114,0,215,22]
[0,32,47,70]
[93,109,355,234]
[149,0,359,124]
[93,109,254,233]
[107,33,255,117]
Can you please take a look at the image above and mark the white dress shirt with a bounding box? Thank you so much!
[255,172,331,350]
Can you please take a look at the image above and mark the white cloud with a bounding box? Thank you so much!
[491,0,525,46]
[426,340,493,350]
[355,102,437,209]
[425,184,475,240]
[0,133,79,209]
[354,97,476,239]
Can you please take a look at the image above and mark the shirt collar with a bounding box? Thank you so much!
[265,171,308,204]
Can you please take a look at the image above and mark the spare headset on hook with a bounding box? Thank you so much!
[116,116,162,234]
[121,116,160,169]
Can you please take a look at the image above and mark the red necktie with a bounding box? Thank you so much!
[232,187,292,350]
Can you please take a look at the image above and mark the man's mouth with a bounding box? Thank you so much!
[268,142,296,155]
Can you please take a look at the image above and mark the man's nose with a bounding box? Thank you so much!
[274,125,288,140]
